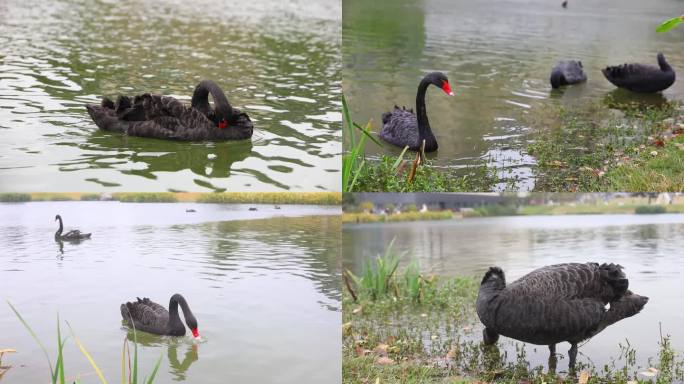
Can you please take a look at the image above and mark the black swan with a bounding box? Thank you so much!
[562,0,567,8]
[86,80,253,141]
[476,263,648,371]
[380,72,454,152]
[120,294,200,339]
[54,215,91,241]
[550,60,587,88]
[602,53,676,93]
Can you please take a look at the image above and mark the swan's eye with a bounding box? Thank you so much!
[218,119,228,129]
[441,80,454,96]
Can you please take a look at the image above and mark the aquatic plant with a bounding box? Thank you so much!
[347,238,403,300]
[7,301,162,384]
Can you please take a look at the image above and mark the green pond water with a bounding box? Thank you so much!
[343,0,684,190]
[0,202,340,383]
[0,0,341,192]
[343,214,684,371]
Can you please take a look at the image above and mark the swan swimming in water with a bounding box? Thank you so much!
[602,53,675,93]
[379,72,454,153]
[54,215,91,241]
[121,294,200,339]
[86,80,253,141]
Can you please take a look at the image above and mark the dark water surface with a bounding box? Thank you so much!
[0,0,341,191]
[343,0,684,190]
[343,214,684,369]
[0,202,341,383]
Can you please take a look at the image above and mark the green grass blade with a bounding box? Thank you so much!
[57,315,66,384]
[133,327,138,384]
[342,95,356,150]
[145,353,163,384]
[348,160,365,192]
[121,337,127,384]
[353,121,383,147]
[392,146,410,169]
[657,16,683,33]
[7,301,56,381]
[66,321,108,384]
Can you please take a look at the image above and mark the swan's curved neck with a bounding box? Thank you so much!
[658,54,672,72]
[55,217,63,237]
[191,81,233,122]
[415,78,434,140]
[168,294,196,332]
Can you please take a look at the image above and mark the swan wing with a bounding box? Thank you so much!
[379,106,420,149]
[121,298,169,331]
[507,263,625,302]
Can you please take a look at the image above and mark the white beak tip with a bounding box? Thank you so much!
[448,91,454,96]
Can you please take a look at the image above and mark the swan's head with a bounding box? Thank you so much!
[481,266,506,289]
[186,317,200,340]
[426,72,454,96]
[55,214,61,221]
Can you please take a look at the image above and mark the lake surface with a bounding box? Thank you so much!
[343,214,684,370]
[0,0,341,192]
[343,0,684,190]
[0,202,341,383]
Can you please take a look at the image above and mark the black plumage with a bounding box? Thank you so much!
[86,80,253,141]
[379,72,454,153]
[602,53,675,93]
[120,294,200,338]
[54,214,91,241]
[550,60,587,88]
[476,263,648,370]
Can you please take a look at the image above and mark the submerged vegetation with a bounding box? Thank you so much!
[7,301,162,384]
[343,243,684,383]
[342,95,498,192]
[528,99,684,192]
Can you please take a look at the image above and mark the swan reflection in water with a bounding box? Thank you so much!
[124,331,199,381]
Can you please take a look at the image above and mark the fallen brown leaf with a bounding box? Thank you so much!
[578,370,590,384]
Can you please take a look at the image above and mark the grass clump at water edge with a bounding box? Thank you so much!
[527,99,684,192]
[6,301,162,384]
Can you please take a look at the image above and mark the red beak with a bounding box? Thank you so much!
[191,328,200,338]
[218,120,228,129]
[442,80,454,96]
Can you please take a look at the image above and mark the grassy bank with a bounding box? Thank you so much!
[352,155,499,192]
[0,192,341,205]
[527,99,684,192]
[342,211,454,224]
[343,246,684,383]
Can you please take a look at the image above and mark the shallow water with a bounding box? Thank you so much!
[0,202,341,383]
[0,0,341,192]
[343,0,684,190]
[343,214,684,370]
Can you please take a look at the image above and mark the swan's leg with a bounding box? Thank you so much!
[568,343,578,372]
[548,344,557,373]
[483,328,499,345]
